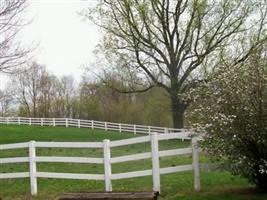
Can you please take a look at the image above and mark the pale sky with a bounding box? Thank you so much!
[22,0,100,80]
[1,0,102,90]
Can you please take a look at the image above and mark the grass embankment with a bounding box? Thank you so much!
[0,125,266,200]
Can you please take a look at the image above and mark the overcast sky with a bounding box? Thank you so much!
[0,0,101,90]
[27,0,101,76]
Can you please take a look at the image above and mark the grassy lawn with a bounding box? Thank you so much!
[0,125,267,200]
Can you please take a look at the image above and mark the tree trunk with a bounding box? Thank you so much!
[170,94,187,129]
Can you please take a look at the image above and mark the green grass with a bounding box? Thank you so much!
[0,125,267,200]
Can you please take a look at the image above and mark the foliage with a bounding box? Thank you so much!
[79,76,172,126]
[11,62,79,118]
[4,63,172,127]
[186,51,267,192]
[84,0,267,128]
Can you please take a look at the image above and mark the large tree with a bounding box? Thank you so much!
[85,0,267,128]
[0,0,31,73]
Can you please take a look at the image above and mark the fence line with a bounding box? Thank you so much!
[0,117,184,135]
[0,133,201,196]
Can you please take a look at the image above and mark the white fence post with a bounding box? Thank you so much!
[103,139,112,191]
[192,137,201,192]
[164,127,168,134]
[29,118,32,126]
[78,119,80,128]
[53,118,55,126]
[92,120,94,130]
[65,118,68,127]
[18,117,21,125]
[150,133,160,192]
[41,118,43,126]
[29,141,37,195]
[134,125,136,135]
[105,122,107,131]
[6,117,9,125]
[148,126,151,135]
[119,123,122,133]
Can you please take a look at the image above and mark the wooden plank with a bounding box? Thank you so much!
[57,192,159,200]
[0,157,29,164]
[110,152,151,164]
[0,172,29,179]
[159,165,193,175]
[158,148,192,157]
[120,123,135,128]
[35,156,103,164]
[35,142,102,148]
[105,124,119,129]
[111,169,152,180]
[120,128,135,132]
[110,136,150,147]
[36,172,104,180]
[157,132,191,141]
[133,130,149,134]
[0,142,29,150]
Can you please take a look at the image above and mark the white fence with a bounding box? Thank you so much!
[0,117,183,135]
[0,133,201,196]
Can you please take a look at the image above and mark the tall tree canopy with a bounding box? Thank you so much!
[85,0,267,128]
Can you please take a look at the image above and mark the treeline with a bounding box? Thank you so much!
[0,62,172,127]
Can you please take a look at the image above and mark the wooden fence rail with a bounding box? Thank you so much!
[0,133,201,196]
[0,117,184,135]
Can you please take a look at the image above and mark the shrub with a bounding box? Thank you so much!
[186,53,267,192]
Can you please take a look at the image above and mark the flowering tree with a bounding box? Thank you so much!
[187,49,267,192]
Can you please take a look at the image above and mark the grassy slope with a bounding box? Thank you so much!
[0,125,266,200]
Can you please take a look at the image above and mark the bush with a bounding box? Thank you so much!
[186,53,267,192]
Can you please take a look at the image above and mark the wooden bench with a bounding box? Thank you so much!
[57,192,159,200]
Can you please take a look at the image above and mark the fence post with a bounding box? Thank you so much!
[52,118,55,126]
[6,117,9,125]
[92,120,94,130]
[78,119,80,128]
[192,137,201,192]
[29,141,37,195]
[103,139,112,192]
[148,126,151,135]
[164,127,168,134]
[29,118,32,126]
[134,125,136,135]
[150,133,160,193]
[119,123,122,133]
[65,118,68,127]
[105,122,107,131]
[41,118,43,126]
[18,117,21,125]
